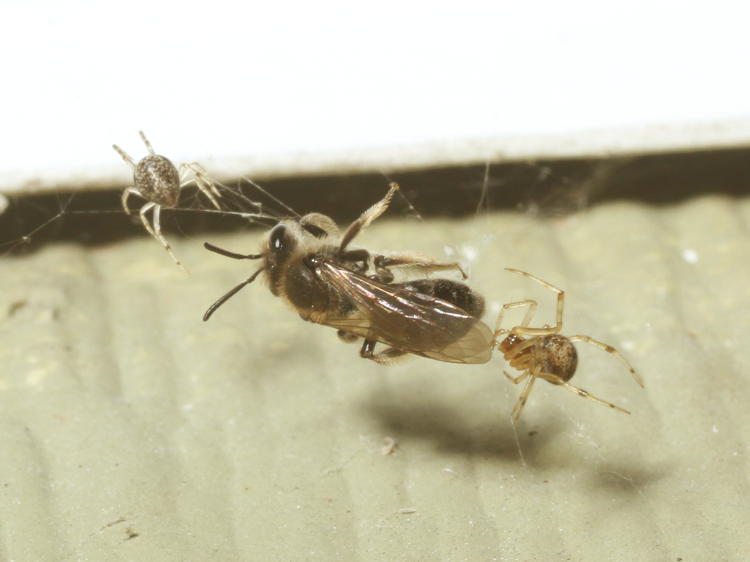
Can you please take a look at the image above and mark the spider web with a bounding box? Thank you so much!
[0,159,441,263]
[0,176,287,258]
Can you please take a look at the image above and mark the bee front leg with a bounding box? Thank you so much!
[339,248,371,274]
[339,183,400,252]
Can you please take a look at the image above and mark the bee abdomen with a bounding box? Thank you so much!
[395,279,485,319]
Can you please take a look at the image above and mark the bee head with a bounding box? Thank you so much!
[260,222,302,294]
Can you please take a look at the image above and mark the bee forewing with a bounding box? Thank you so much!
[317,261,493,364]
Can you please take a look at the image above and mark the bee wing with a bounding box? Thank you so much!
[317,261,493,364]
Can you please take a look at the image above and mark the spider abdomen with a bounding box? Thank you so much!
[536,335,578,382]
[134,155,180,206]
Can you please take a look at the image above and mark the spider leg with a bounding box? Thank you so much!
[493,299,538,340]
[189,162,222,199]
[180,163,222,210]
[503,370,529,384]
[138,130,156,155]
[121,187,143,215]
[510,370,537,424]
[568,335,643,387]
[504,268,564,336]
[537,371,630,415]
[112,144,136,168]
[139,202,184,269]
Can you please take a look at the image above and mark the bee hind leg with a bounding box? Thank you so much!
[359,339,410,364]
[337,330,359,343]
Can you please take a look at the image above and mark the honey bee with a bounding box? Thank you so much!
[203,183,495,365]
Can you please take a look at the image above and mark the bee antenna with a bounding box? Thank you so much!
[203,267,264,321]
[204,242,262,260]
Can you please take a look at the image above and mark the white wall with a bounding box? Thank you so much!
[2,0,749,178]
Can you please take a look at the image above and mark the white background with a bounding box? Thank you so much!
[2,0,749,176]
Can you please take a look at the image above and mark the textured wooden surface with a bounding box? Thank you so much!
[1,195,748,561]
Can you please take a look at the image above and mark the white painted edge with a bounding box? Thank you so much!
[2,118,750,196]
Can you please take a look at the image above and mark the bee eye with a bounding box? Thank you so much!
[269,225,287,252]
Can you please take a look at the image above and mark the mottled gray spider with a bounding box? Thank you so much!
[113,131,222,267]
